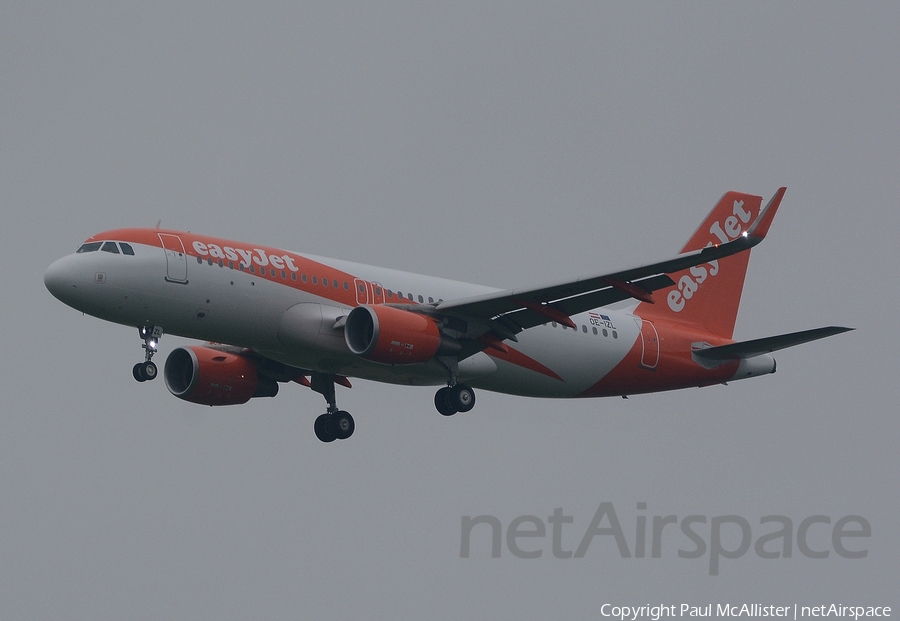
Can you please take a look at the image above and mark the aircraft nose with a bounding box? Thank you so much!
[44,256,79,302]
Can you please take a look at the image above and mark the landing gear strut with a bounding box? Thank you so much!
[310,373,355,442]
[133,325,162,382]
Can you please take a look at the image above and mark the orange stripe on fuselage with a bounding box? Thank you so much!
[577,322,740,397]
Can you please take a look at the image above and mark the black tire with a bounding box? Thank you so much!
[133,363,146,382]
[450,384,476,412]
[143,361,158,380]
[332,410,355,440]
[314,414,336,443]
[434,387,457,416]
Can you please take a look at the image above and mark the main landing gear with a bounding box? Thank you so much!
[310,373,355,443]
[434,383,476,416]
[433,356,477,416]
[133,325,163,382]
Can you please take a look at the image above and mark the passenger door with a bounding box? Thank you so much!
[158,234,188,284]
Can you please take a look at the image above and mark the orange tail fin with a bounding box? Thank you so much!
[635,191,767,339]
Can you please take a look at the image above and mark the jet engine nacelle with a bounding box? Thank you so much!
[345,304,458,365]
[164,346,278,406]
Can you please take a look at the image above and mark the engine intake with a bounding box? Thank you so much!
[164,346,278,406]
[345,304,458,365]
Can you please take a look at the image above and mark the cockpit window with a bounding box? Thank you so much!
[101,241,120,254]
[76,242,102,253]
[119,242,135,255]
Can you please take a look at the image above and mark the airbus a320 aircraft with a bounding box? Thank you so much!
[45,188,851,443]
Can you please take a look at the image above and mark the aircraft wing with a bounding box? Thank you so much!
[433,187,785,338]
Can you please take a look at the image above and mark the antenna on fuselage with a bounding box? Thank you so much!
[155,220,162,229]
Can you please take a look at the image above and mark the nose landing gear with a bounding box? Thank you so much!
[133,325,163,382]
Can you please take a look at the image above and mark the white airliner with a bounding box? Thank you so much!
[44,188,851,442]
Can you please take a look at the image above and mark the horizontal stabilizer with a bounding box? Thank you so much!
[693,326,854,361]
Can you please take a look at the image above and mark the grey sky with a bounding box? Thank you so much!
[1,3,897,619]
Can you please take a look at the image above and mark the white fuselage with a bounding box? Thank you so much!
[44,234,650,395]
[45,228,775,402]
